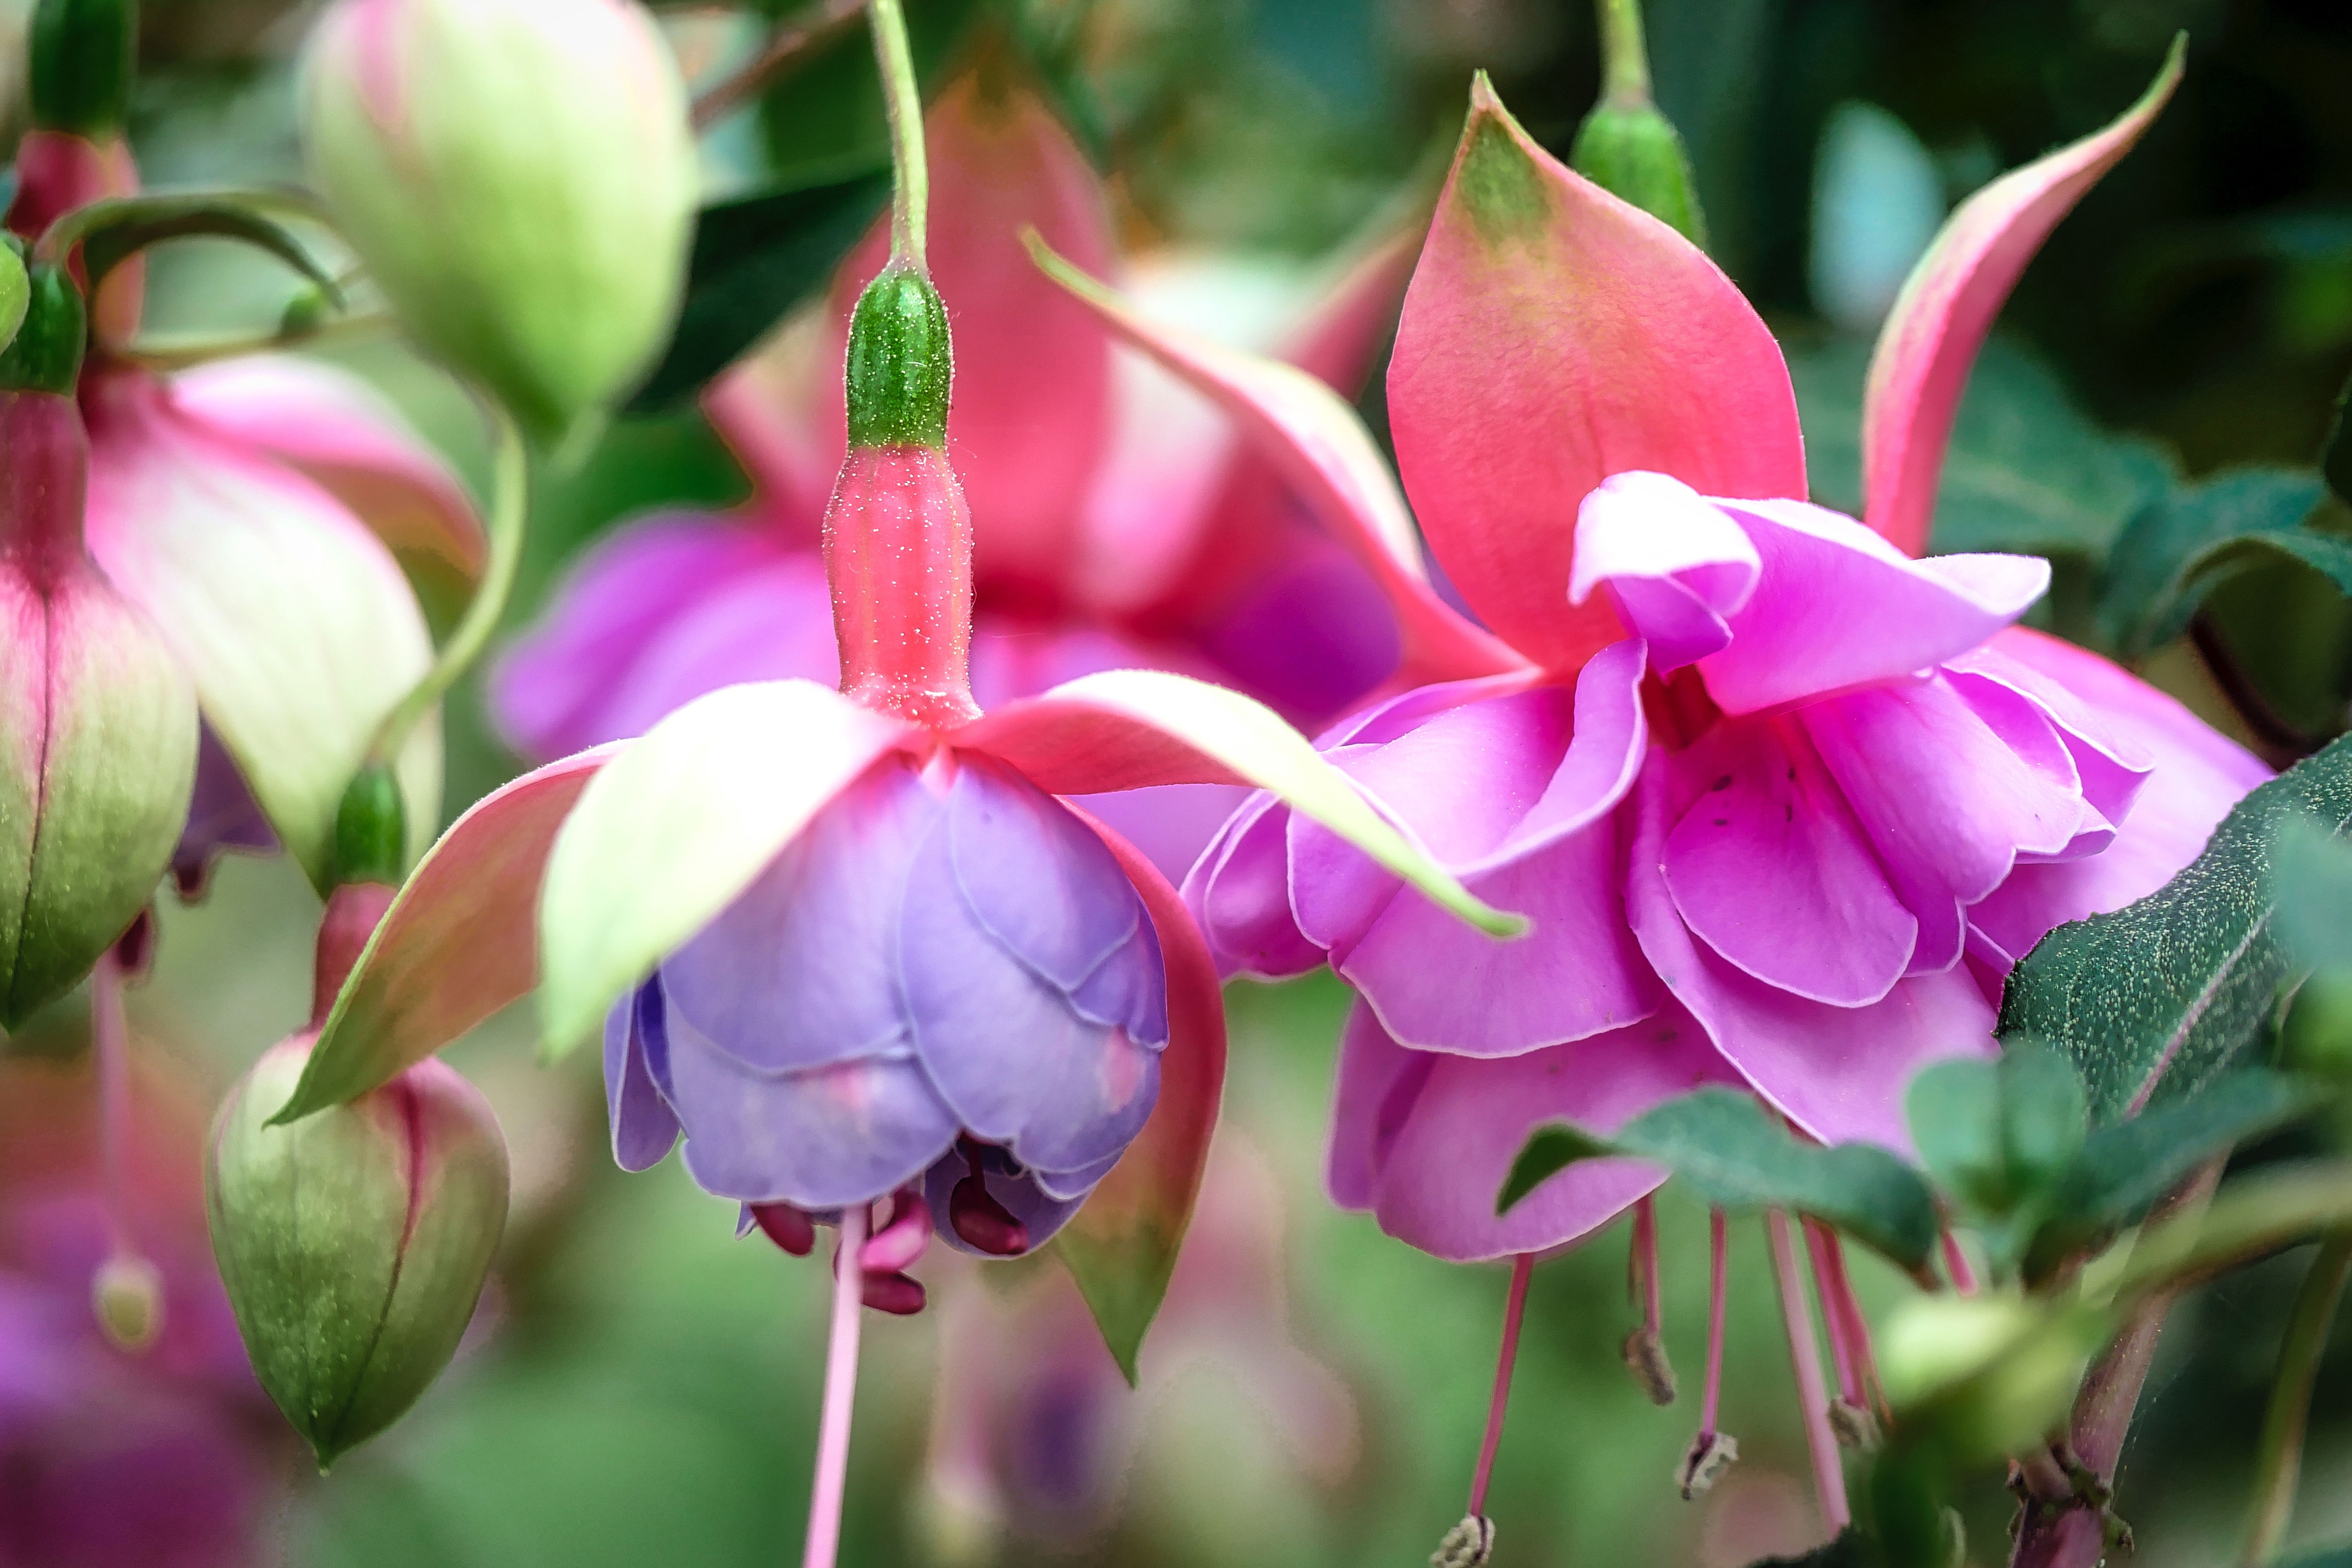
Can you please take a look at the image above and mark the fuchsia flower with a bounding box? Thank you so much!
[491,66,1419,879]
[5,138,483,898]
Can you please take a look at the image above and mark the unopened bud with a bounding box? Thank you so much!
[0,257,88,395]
[1570,101,1708,247]
[1677,1429,1737,1499]
[299,0,697,446]
[1622,1324,1677,1406]
[90,1251,163,1351]
[207,1037,509,1468]
[328,764,407,889]
[1430,1513,1494,1568]
[845,264,953,450]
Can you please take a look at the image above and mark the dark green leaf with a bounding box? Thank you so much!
[2000,733,2352,1124]
[2325,372,2352,506]
[39,192,341,302]
[1906,1041,2086,1219]
[2097,467,2332,658]
[2025,1069,2323,1276]
[1788,335,2175,561]
[756,0,985,190]
[623,171,890,414]
[2283,1544,2352,1568]
[1498,1087,1939,1275]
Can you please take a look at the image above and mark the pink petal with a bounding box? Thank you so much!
[1032,238,1524,688]
[169,356,485,582]
[1699,497,2047,714]
[1570,470,1760,672]
[1862,42,2183,556]
[1389,76,1806,675]
[1186,791,1323,979]
[280,747,621,1118]
[488,515,805,759]
[1964,627,2268,971]
[1626,753,1996,1152]
[1056,804,1231,1371]
[702,314,837,534]
[1661,717,1918,1006]
[1332,999,1731,1262]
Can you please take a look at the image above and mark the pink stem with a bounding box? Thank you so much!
[1767,1211,1850,1535]
[1468,1252,1534,1518]
[1803,1219,1861,1406]
[91,951,134,1260]
[1942,1226,1979,1295]
[803,1203,870,1568]
[1821,1233,1888,1418]
[1702,1209,1728,1435]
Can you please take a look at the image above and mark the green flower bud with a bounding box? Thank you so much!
[29,0,136,140]
[0,257,88,397]
[206,1037,509,1468]
[846,265,953,449]
[328,762,407,889]
[1570,101,1709,248]
[299,0,698,447]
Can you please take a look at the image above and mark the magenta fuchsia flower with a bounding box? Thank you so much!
[6,136,484,898]
[1033,55,2258,1543]
[490,67,1417,880]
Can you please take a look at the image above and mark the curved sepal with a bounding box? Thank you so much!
[1862,38,2184,557]
[954,667,1520,937]
[537,681,921,1058]
[84,375,442,887]
[1390,75,1806,674]
[278,747,619,1122]
[1030,236,1525,688]
[1054,805,1228,1385]
[171,357,486,585]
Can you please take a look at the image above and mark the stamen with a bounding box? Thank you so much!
[89,949,161,1353]
[1623,1194,1676,1404]
[1941,1226,1979,1296]
[1802,1218,1861,1409]
[803,1202,870,1568]
[1766,1210,1850,1535]
[751,1202,818,1256]
[1466,1253,1533,1522]
[1679,1208,1737,1501]
[948,1144,1029,1256]
[1815,1227,1889,1425]
[1430,1513,1495,1568]
[860,1185,933,1273]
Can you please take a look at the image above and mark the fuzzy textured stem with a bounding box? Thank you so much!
[1469,1253,1534,1518]
[1768,1210,1850,1536]
[803,1203,870,1568]
[366,399,526,767]
[1595,0,1654,106]
[688,0,866,131]
[868,0,926,270]
[2240,1231,2352,1567]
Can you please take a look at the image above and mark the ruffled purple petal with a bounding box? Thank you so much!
[1570,471,1759,672]
[1183,790,1321,980]
[1697,496,2047,714]
[604,979,681,1172]
[659,759,936,1072]
[1334,999,1733,1262]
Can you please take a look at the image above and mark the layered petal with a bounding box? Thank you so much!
[1388,78,1805,673]
[1863,42,2183,556]
[1329,1000,1731,1262]
[605,979,680,1171]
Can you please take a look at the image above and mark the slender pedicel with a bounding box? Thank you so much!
[1767,1210,1851,1534]
[1624,1194,1677,1404]
[803,1203,871,1568]
[1679,1208,1737,1499]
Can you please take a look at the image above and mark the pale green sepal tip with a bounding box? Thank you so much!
[0,249,28,355]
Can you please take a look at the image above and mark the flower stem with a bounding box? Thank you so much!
[803,1202,870,1568]
[867,0,926,271]
[688,0,866,131]
[119,308,391,372]
[1768,1210,1850,1535]
[366,397,527,769]
[1468,1252,1534,1519]
[2240,1230,2352,1568]
[1595,0,1655,107]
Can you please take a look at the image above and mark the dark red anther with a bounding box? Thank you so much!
[948,1168,1029,1257]
[750,1202,817,1256]
[860,1270,926,1315]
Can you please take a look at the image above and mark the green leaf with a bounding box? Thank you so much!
[2096,467,2332,658]
[2024,1068,2321,1276]
[1497,1086,1939,1275]
[2275,814,2352,971]
[2000,732,2352,1124]
[622,170,890,415]
[2325,371,2351,507]
[1788,334,2175,561]
[2282,1544,2352,1568]
[40,192,342,302]
[1907,1041,2087,1220]
[755,0,985,190]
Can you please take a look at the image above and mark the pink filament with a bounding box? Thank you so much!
[1803,1219,1861,1407]
[1702,1209,1728,1435]
[1766,1211,1850,1535]
[1632,1194,1664,1338]
[1468,1252,1535,1518]
[803,1203,870,1568]
[1941,1227,1979,1295]
[1816,1228,1887,1417]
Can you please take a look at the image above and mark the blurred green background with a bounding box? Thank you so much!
[5,0,2352,1564]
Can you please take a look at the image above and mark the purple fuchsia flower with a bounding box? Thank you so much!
[490,61,1421,881]
[4,128,483,903]
[271,14,1503,1555]
[1037,48,2260,1545]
